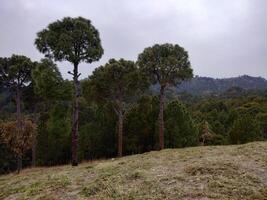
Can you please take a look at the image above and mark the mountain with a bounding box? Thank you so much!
[0,141,266,200]
[176,75,267,95]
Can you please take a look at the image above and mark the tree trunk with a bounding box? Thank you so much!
[159,85,165,150]
[32,104,38,167]
[71,63,80,166]
[16,87,23,172]
[17,155,22,174]
[118,110,123,157]
[32,131,37,167]
[16,87,22,132]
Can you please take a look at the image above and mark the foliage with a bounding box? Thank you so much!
[78,102,117,160]
[198,121,226,145]
[0,55,36,172]
[0,140,16,174]
[256,112,267,139]
[124,95,159,154]
[137,43,193,86]
[192,99,233,137]
[84,58,145,156]
[229,115,261,144]
[84,58,143,108]
[165,100,198,148]
[0,55,35,90]
[36,103,71,166]
[176,75,267,95]
[0,120,36,156]
[137,43,193,149]
[32,58,71,101]
[35,16,104,166]
[35,17,103,65]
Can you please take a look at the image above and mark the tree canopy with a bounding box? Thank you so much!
[32,58,72,101]
[137,43,193,87]
[84,58,144,156]
[0,55,35,90]
[137,43,193,150]
[84,58,143,107]
[35,17,103,65]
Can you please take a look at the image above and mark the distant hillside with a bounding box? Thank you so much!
[0,142,266,200]
[176,75,267,95]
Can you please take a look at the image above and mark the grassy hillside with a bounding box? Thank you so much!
[0,142,267,200]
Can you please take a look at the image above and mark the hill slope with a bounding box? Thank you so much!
[176,75,267,95]
[0,142,267,200]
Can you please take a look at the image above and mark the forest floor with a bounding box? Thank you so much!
[0,141,267,200]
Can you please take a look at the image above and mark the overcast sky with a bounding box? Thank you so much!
[0,0,267,79]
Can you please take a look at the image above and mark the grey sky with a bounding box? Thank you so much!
[0,0,267,79]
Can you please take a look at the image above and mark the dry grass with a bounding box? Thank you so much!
[0,141,266,200]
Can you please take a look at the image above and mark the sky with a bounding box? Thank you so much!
[0,0,267,79]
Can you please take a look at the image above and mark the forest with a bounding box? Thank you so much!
[0,17,267,174]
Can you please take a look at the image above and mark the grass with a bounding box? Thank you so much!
[0,141,266,200]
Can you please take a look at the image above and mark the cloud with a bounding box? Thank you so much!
[0,0,266,79]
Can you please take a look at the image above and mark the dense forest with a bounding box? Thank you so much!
[0,17,266,174]
[172,75,267,95]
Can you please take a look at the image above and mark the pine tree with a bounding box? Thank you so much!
[138,44,193,150]
[35,17,103,166]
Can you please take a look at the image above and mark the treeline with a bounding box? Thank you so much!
[0,17,266,174]
[175,75,267,95]
[1,81,266,174]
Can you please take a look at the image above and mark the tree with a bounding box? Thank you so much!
[29,58,72,166]
[36,103,71,166]
[35,17,104,166]
[78,101,117,160]
[256,113,267,139]
[165,100,198,148]
[0,55,35,171]
[229,114,261,144]
[198,121,216,145]
[124,95,159,154]
[32,59,65,101]
[0,120,36,173]
[22,83,39,167]
[137,44,193,150]
[83,59,143,157]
